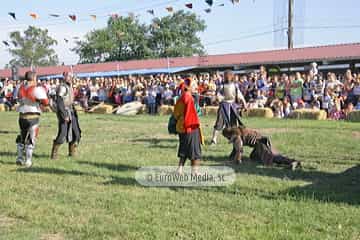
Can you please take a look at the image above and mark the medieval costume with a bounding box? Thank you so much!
[173,78,203,174]
[16,71,49,168]
[51,73,81,159]
[222,127,301,170]
[211,70,247,145]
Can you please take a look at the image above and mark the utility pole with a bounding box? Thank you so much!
[288,0,294,49]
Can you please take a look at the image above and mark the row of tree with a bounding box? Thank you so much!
[5,11,206,68]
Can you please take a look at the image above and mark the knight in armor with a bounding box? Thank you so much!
[16,71,49,168]
[222,126,301,170]
[50,72,81,159]
[211,70,247,145]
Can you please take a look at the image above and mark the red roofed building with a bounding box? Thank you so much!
[1,42,360,79]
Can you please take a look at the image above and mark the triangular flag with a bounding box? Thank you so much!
[64,38,69,43]
[49,14,60,18]
[2,41,10,47]
[90,15,97,21]
[185,3,193,9]
[29,13,38,19]
[231,0,240,4]
[11,40,18,47]
[111,13,119,20]
[218,3,225,7]
[204,8,211,13]
[205,0,213,7]
[73,36,79,40]
[147,9,155,15]
[8,12,16,20]
[69,15,76,21]
[166,6,173,12]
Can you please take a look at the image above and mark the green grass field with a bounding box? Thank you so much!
[0,112,359,240]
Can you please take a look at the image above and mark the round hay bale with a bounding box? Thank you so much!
[115,102,143,116]
[0,104,5,112]
[204,106,219,116]
[89,103,113,114]
[42,106,53,113]
[347,110,360,122]
[243,108,274,118]
[166,106,174,115]
[159,105,170,115]
[288,109,327,120]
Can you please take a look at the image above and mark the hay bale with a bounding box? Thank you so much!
[288,109,327,120]
[243,108,274,118]
[89,103,113,114]
[74,105,85,114]
[204,106,219,116]
[159,105,170,115]
[166,106,174,115]
[115,102,143,116]
[0,104,5,112]
[42,106,53,113]
[347,110,360,122]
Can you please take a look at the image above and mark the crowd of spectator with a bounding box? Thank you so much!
[1,65,360,119]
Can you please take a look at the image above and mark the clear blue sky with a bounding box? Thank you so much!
[0,0,359,67]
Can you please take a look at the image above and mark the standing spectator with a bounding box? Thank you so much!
[173,78,202,175]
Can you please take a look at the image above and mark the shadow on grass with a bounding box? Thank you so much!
[130,137,177,149]
[0,151,49,159]
[0,130,17,134]
[103,175,140,186]
[77,161,138,171]
[16,166,99,177]
[188,154,360,205]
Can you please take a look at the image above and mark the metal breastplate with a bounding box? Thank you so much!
[223,83,236,102]
[59,84,73,108]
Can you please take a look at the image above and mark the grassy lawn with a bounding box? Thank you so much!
[0,112,359,240]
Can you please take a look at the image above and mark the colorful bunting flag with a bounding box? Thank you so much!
[111,13,119,20]
[166,6,174,12]
[90,15,97,21]
[64,38,69,43]
[185,3,193,9]
[205,0,213,7]
[2,41,10,47]
[69,15,76,22]
[8,12,16,20]
[204,8,211,13]
[49,14,60,18]
[29,13,39,19]
[147,9,155,15]
[11,40,18,47]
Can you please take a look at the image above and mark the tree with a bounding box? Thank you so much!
[73,16,153,63]
[7,26,59,67]
[74,11,207,63]
[149,10,206,58]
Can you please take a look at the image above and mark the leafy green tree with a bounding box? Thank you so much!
[74,16,153,63]
[7,26,59,67]
[149,10,206,58]
[74,11,207,63]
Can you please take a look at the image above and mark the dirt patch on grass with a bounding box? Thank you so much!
[352,131,360,139]
[40,233,65,240]
[0,215,17,228]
